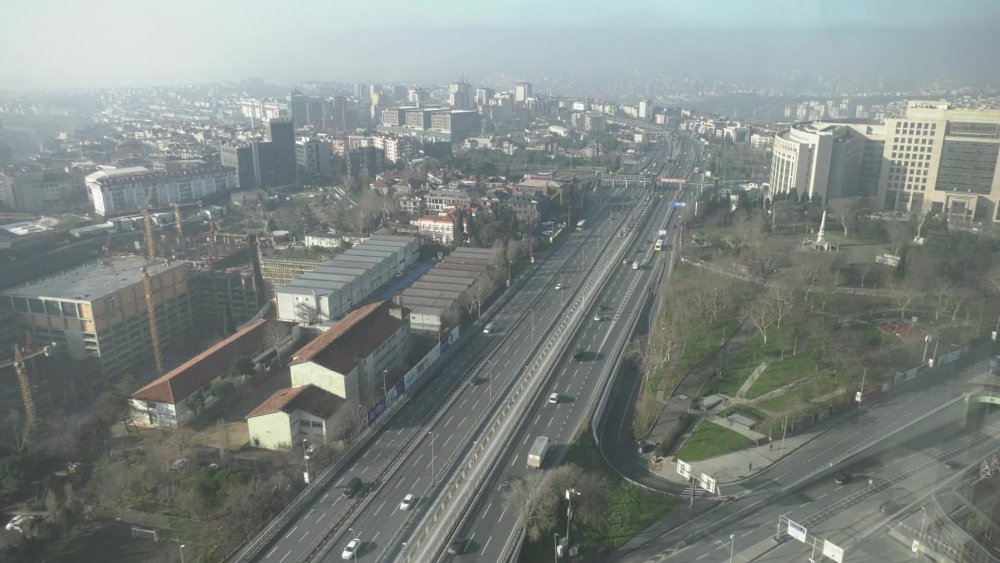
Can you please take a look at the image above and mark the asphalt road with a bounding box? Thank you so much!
[257,184,656,563]
[616,359,991,563]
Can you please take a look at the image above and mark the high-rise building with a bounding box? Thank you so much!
[475,88,495,108]
[448,82,474,111]
[346,146,385,179]
[769,122,869,202]
[289,92,309,129]
[429,110,481,143]
[515,82,533,103]
[878,101,1000,222]
[219,118,297,190]
[0,168,80,213]
[297,139,332,178]
[639,99,654,120]
[371,134,418,163]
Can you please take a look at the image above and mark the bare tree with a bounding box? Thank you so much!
[884,220,913,254]
[827,197,864,238]
[857,260,874,288]
[887,278,918,319]
[743,294,778,344]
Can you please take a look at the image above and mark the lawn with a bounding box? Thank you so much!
[720,404,767,422]
[746,352,824,399]
[674,421,755,462]
[519,429,674,561]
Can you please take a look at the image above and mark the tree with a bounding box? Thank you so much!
[187,390,207,417]
[827,197,865,238]
[210,380,236,402]
[743,294,778,344]
[231,356,256,378]
[520,465,608,542]
[887,278,918,319]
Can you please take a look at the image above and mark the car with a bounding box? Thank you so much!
[593,314,602,321]
[834,472,852,485]
[554,282,563,290]
[447,539,468,555]
[548,392,559,404]
[342,538,360,559]
[483,322,495,334]
[572,349,586,361]
[880,500,902,514]
[637,441,654,454]
[400,493,415,510]
[343,476,362,497]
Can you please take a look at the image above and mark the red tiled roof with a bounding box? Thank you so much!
[245,384,344,419]
[131,319,268,405]
[290,301,407,375]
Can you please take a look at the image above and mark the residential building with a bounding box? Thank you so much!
[371,134,418,163]
[247,384,345,450]
[0,168,80,213]
[1,256,192,376]
[424,188,472,213]
[289,301,411,406]
[85,165,235,216]
[296,139,332,178]
[750,133,775,150]
[397,195,425,216]
[879,101,1000,221]
[584,113,607,133]
[515,82,533,103]
[346,146,385,179]
[414,212,456,244]
[516,175,571,204]
[130,319,268,428]
[639,99,654,120]
[188,269,263,336]
[502,193,542,226]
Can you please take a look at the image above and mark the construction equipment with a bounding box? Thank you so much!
[142,186,165,374]
[0,343,57,428]
[172,203,184,247]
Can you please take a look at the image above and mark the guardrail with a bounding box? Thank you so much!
[400,189,653,562]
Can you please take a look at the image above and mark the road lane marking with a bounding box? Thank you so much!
[511,454,519,467]
[284,525,298,539]
[374,499,387,516]
[799,501,811,508]
[279,550,292,563]
[484,501,493,517]
[306,508,314,518]
[482,535,492,551]
[817,492,829,500]
[372,531,380,542]
[265,546,278,558]
[443,434,454,447]
[740,530,753,538]
[499,505,508,521]
[318,511,329,522]
[299,530,309,541]
[696,554,709,560]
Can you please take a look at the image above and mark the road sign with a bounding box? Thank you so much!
[855,391,862,403]
[822,540,844,562]
[698,473,716,494]
[787,520,807,543]
[676,459,691,479]
[911,539,920,553]
[671,201,687,208]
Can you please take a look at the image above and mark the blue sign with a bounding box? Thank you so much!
[671,201,687,208]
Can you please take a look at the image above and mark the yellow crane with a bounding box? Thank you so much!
[142,187,165,374]
[0,343,57,428]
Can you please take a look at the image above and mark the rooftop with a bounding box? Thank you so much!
[4,256,183,301]
[290,301,408,375]
[246,384,343,419]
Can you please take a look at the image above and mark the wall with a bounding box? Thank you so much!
[248,411,294,450]
[291,361,357,404]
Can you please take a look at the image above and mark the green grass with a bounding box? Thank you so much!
[746,353,824,399]
[519,429,674,561]
[720,404,767,422]
[674,421,755,462]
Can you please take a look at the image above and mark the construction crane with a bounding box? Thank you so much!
[0,342,57,428]
[142,187,165,374]
[172,203,184,248]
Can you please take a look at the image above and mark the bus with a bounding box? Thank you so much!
[654,238,665,251]
[576,220,586,231]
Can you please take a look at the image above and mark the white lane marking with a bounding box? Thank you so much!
[284,525,298,539]
[373,500,387,516]
[510,454,520,467]
[279,550,292,563]
[299,530,310,541]
[306,508,315,518]
[318,511,329,522]
[498,505,508,522]
[482,535,493,552]
[817,492,829,500]
[740,530,753,538]
[443,434,454,447]
[372,531,381,542]
[483,501,493,517]
[799,501,811,508]
[265,546,278,558]
[696,554,709,560]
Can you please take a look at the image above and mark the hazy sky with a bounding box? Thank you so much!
[1,0,998,89]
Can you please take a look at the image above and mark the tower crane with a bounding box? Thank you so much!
[0,343,57,428]
[142,186,165,374]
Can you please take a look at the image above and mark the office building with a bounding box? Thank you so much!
[879,101,1000,221]
[515,82,533,103]
[296,139,332,178]
[0,168,80,213]
[85,165,235,216]
[219,118,297,190]
[289,92,309,129]
[448,81,474,111]
[371,133,418,163]
[584,113,607,133]
[1,257,192,376]
[429,110,481,143]
[639,99,654,120]
[768,122,868,202]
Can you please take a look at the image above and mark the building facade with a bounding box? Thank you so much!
[85,165,235,216]
[414,213,456,245]
[768,122,867,202]
[246,384,344,450]
[0,169,80,213]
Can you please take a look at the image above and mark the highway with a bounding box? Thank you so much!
[424,137,699,562]
[249,178,639,563]
[615,359,993,563]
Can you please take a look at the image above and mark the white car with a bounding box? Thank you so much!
[400,493,415,510]
[593,314,602,321]
[549,392,559,404]
[5,514,34,534]
[342,538,360,559]
[555,283,563,290]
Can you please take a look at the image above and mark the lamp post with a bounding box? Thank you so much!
[915,506,927,559]
[302,438,310,485]
[565,489,581,550]
[488,360,494,402]
[729,534,735,563]
[179,544,187,563]
[553,533,561,562]
[507,259,512,288]
[383,369,388,399]
[349,527,360,561]
[428,431,436,483]
[857,367,867,409]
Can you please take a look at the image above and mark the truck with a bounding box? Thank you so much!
[527,436,550,469]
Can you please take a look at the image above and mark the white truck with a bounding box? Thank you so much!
[527,436,550,469]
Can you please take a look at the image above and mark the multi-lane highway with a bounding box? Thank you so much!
[247,176,641,563]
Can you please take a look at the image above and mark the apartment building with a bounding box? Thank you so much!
[414,213,456,245]
[85,165,235,216]
[0,168,80,213]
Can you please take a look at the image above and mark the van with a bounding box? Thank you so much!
[343,476,362,497]
[483,323,495,334]
[632,261,639,270]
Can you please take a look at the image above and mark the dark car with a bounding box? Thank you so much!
[637,441,654,454]
[945,460,963,470]
[573,349,586,361]
[343,476,362,497]
[447,539,468,555]
[880,500,902,514]
[834,473,852,485]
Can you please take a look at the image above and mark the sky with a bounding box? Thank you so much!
[1,0,998,89]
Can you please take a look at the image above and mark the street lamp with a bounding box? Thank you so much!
[553,532,561,562]
[302,439,310,485]
[488,360,494,402]
[565,489,582,550]
[428,431,436,483]
[507,259,512,288]
[915,506,927,559]
[348,527,360,561]
[179,544,187,563]
[729,534,735,563]
[382,369,388,398]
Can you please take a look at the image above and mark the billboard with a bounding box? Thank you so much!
[787,519,807,543]
[822,540,844,562]
[698,473,716,494]
[676,459,692,480]
[659,178,687,185]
